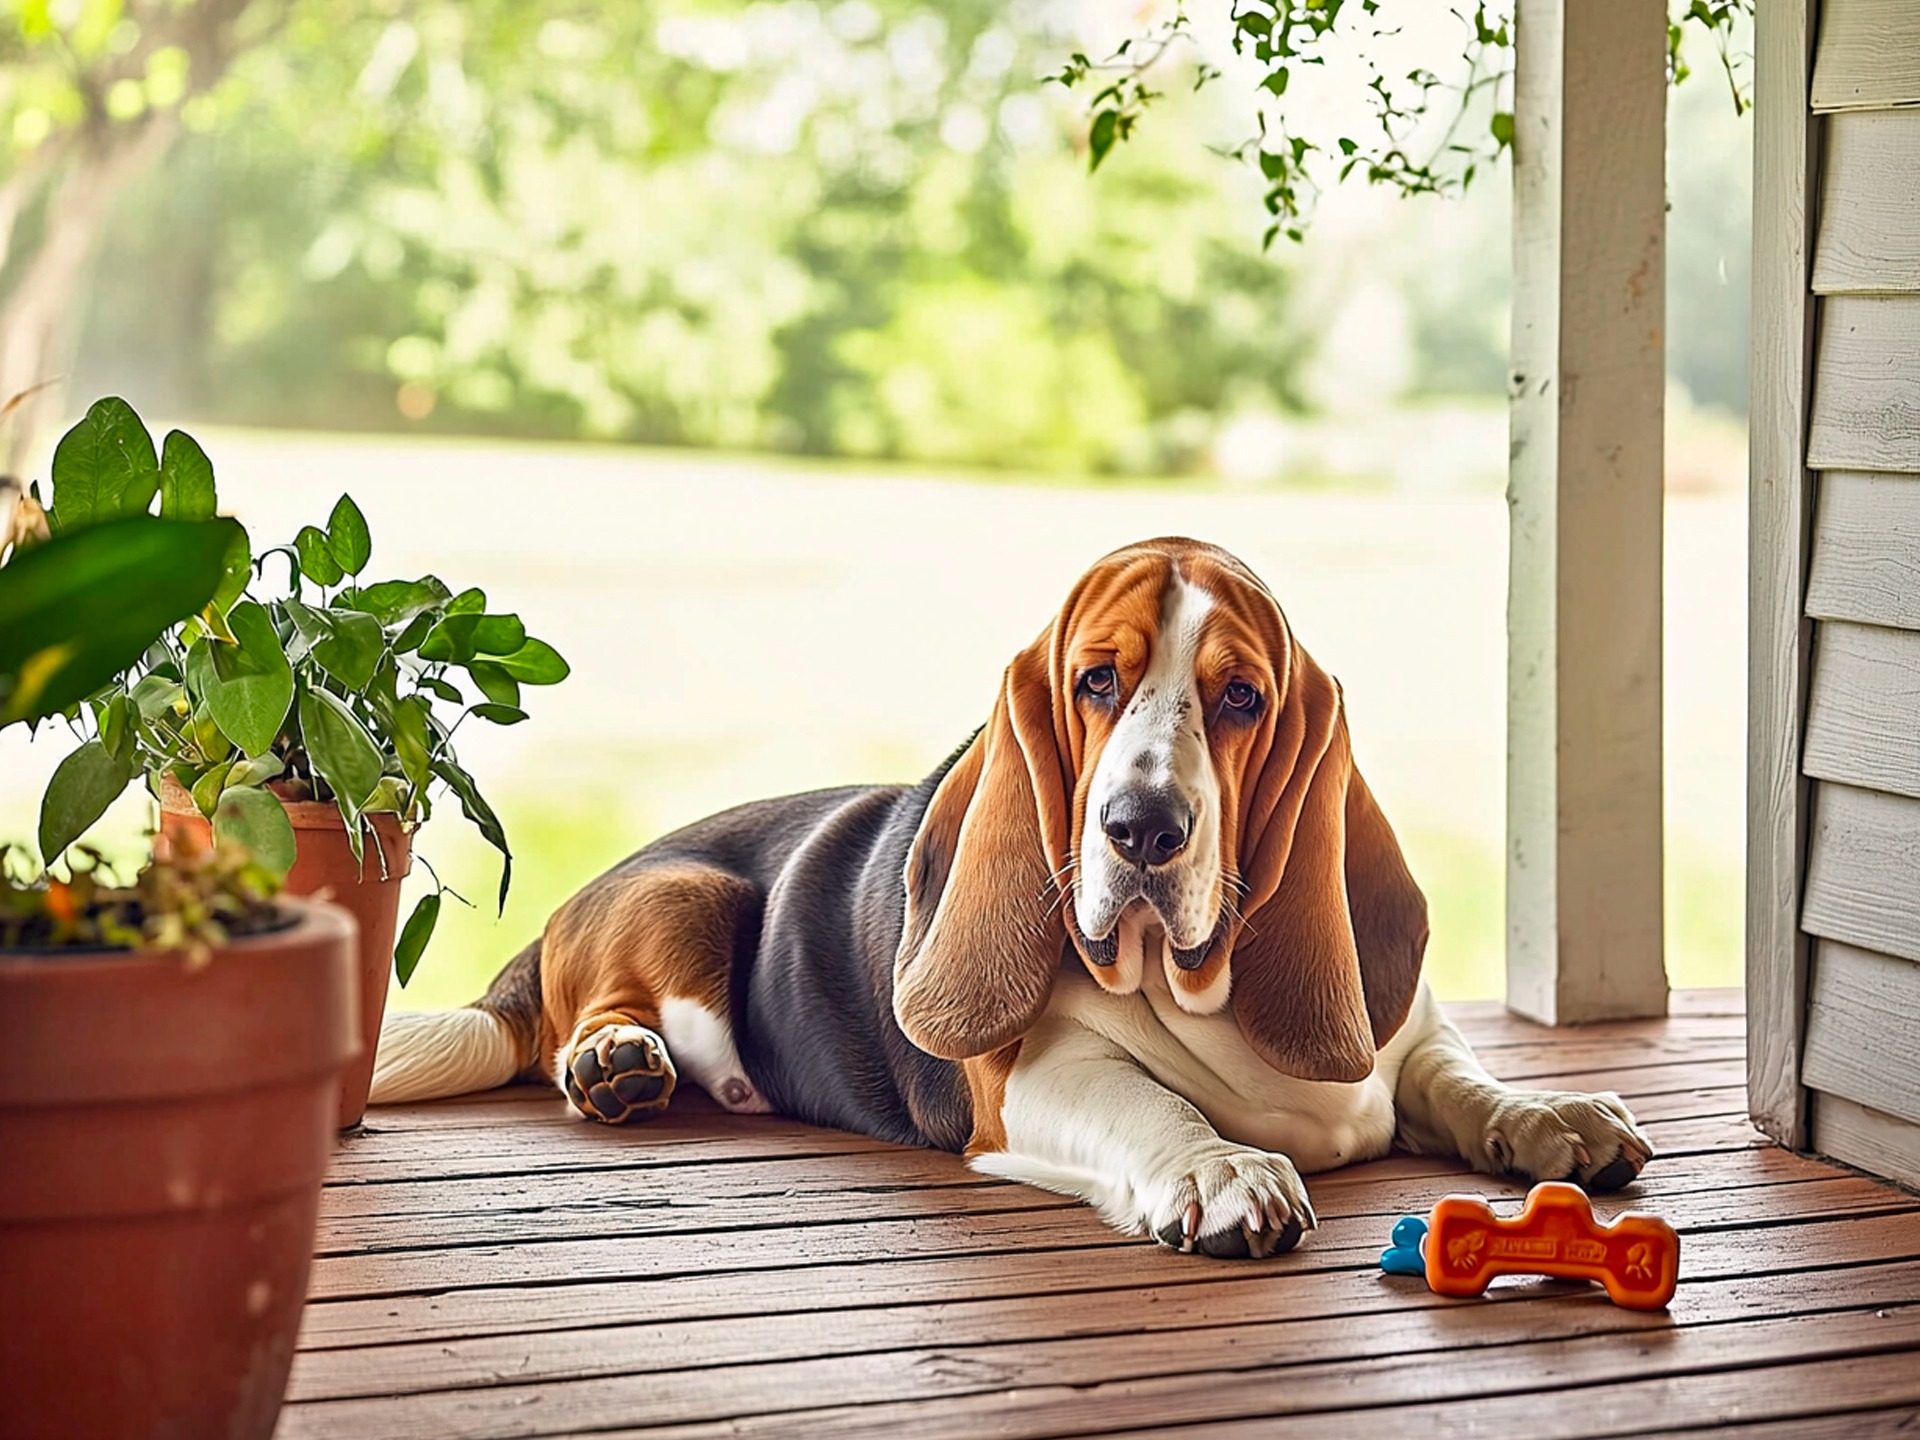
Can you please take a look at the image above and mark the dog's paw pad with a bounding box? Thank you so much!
[563,1024,675,1124]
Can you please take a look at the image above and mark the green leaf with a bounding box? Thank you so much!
[346,576,450,627]
[299,685,383,814]
[419,675,465,704]
[492,638,569,685]
[470,702,528,725]
[39,740,133,861]
[464,661,518,706]
[1490,110,1515,147]
[47,398,159,533]
[213,783,297,877]
[294,525,345,586]
[445,587,485,616]
[419,612,525,664]
[326,494,371,576]
[391,694,432,794]
[157,430,217,522]
[432,755,512,912]
[209,525,252,617]
[205,601,294,757]
[0,516,241,726]
[98,692,135,766]
[227,753,284,789]
[128,672,181,721]
[1089,108,1119,172]
[191,759,236,818]
[311,610,385,690]
[393,891,441,987]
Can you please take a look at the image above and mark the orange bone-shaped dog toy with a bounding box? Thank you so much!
[1425,1182,1679,1310]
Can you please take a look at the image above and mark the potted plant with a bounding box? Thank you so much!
[1,451,359,1440]
[30,399,569,1125]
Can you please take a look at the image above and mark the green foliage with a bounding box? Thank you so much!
[0,505,240,726]
[69,0,1308,474]
[1055,1,1755,239]
[19,398,569,982]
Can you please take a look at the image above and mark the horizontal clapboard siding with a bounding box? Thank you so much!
[1814,111,1920,293]
[1811,0,1920,113]
[1803,941,1920,1127]
[1807,296,1920,472]
[1812,1093,1920,1192]
[1801,782,1920,965]
[1803,622,1920,798]
[1806,472,1920,627]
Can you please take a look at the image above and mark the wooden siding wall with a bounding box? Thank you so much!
[1795,0,1920,1187]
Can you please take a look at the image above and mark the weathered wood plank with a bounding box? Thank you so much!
[1505,0,1668,1025]
[303,1166,1885,1304]
[312,1145,1838,1259]
[1811,0,1920,113]
[286,1258,1920,1409]
[1815,1091,1920,1191]
[1802,782,1920,964]
[1808,296,1920,473]
[1749,0,1820,1149]
[1804,941,1920,1126]
[279,1304,1920,1440]
[1805,472,1920,628]
[1815,111,1920,293]
[1803,620,1920,797]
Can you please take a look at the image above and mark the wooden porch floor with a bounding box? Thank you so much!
[282,990,1920,1439]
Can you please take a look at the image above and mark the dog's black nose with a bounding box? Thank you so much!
[1103,792,1190,868]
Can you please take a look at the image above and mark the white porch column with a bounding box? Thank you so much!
[1506,0,1670,1024]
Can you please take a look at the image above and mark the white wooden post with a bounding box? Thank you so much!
[1506,0,1670,1024]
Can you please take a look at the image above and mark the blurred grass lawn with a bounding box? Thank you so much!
[0,421,1746,1010]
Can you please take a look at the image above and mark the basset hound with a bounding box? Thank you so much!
[373,537,1652,1257]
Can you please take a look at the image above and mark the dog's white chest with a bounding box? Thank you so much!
[1048,964,1410,1173]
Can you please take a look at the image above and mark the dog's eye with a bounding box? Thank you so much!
[1223,680,1259,712]
[1079,665,1117,700]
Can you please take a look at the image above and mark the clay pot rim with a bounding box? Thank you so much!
[0,896,349,971]
[156,774,414,834]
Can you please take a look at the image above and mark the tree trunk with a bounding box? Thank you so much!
[0,116,181,471]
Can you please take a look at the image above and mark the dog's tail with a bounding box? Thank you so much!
[369,940,543,1105]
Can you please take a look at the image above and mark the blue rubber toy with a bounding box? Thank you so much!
[1380,1214,1428,1276]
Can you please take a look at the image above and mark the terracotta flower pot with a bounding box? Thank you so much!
[0,900,358,1440]
[159,781,411,1128]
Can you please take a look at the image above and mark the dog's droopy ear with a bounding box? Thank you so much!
[893,641,1070,1060]
[1225,654,1428,1083]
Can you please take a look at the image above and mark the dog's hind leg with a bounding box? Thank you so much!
[538,861,765,1124]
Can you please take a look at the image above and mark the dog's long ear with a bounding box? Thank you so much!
[1225,649,1428,1083]
[893,640,1070,1060]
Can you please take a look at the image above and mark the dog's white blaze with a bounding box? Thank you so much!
[1076,574,1223,952]
[660,997,772,1113]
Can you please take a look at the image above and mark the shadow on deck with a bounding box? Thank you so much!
[282,990,1920,1438]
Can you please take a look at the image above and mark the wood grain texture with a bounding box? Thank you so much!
[283,999,1920,1440]
[1802,620,1920,797]
[1808,296,1920,472]
[1811,0,1920,112]
[1804,940,1920,1125]
[1748,0,1820,1149]
[1801,781,1920,964]
[1806,471,1920,627]
[1815,1092,1920,1191]
[1815,111,1920,292]
[1505,0,1668,1026]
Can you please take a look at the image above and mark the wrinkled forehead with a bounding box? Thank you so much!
[1060,543,1285,674]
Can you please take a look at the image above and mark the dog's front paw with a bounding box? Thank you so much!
[1145,1144,1316,1259]
[562,1022,677,1123]
[1484,1090,1653,1191]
